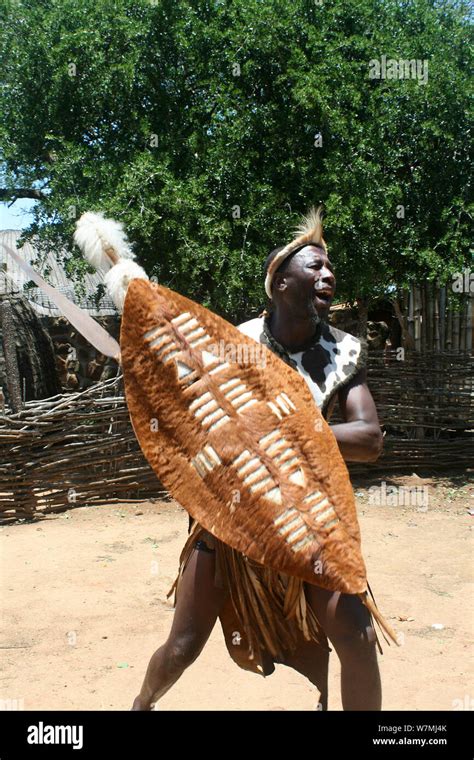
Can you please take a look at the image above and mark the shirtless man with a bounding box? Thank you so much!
[132,238,383,711]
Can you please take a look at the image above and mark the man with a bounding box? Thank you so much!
[132,208,384,711]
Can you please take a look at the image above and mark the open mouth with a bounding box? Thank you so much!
[314,290,333,305]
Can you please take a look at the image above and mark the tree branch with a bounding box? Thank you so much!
[0,188,46,202]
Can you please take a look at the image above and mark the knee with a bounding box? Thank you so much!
[164,634,205,673]
[325,598,378,658]
[329,622,378,660]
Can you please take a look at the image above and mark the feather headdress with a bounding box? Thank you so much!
[73,212,148,311]
[264,206,327,298]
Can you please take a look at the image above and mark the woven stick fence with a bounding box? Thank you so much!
[401,285,473,353]
[338,349,474,473]
[0,350,472,521]
[0,376,167,522]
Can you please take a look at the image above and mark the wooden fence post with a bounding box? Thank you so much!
[0,300,23,413]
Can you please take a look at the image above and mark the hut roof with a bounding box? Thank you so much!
[0,230,117,317]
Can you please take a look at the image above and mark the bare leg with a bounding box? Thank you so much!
[305,585,382,711]
[280,638,330,710]
[132,546,228,710]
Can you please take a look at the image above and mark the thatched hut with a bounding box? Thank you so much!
[0,230,120,408]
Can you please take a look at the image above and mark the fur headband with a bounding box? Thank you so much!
[264,207,327,299]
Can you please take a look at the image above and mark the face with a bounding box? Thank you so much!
[272,245,336,318]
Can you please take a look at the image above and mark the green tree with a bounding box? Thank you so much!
[1,0,472,320]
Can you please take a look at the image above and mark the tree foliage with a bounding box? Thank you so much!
[1,0,472,320]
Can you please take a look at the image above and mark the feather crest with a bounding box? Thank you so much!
[292,206,326,251]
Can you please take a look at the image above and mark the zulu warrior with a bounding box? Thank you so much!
[71,209,395,712]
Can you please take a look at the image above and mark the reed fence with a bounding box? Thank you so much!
[1,349,472,521]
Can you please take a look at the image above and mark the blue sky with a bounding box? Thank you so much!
[0,199,36,231]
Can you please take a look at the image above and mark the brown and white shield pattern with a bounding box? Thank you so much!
[121,279,368,594]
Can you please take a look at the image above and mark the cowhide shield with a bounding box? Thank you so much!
[121,279,367,593]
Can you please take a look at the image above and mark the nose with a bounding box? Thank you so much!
[315,265,335,289]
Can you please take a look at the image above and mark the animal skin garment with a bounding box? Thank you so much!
[121,278,367,594]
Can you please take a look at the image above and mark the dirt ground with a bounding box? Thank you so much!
[1,473,472,711]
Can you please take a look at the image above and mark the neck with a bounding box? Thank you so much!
[268,307,324,352]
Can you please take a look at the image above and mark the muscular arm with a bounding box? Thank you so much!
[330,367,383,463]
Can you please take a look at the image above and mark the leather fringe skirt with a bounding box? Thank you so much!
[167,519,330,676]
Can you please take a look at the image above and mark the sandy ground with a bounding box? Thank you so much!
[1,474,472,711]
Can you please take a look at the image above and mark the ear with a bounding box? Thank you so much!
[273,271,287,292]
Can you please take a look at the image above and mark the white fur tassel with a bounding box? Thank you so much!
[74,211,149,312]
[74,212,136,270]
[104,259,149,312]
